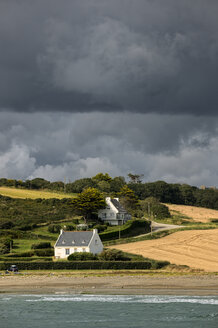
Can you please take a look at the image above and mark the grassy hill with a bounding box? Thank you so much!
[0,186,76,199]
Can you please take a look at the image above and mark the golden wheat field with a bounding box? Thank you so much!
[0,187,75,199]
[165,203,218,223]
[110,229,218,272]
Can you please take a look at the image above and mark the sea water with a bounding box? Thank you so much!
[0,294,218,328]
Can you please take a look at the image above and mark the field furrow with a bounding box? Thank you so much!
[109,229,218,272]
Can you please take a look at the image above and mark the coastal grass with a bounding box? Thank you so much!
[0,186,76,199]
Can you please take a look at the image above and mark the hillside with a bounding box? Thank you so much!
[165,203,218,223]
[109,229,218,272]
[0,187,75,199]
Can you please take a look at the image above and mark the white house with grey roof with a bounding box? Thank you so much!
[98,197,131,226]
[54,229,103,259]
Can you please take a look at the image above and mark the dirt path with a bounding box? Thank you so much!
[110,229,218,272]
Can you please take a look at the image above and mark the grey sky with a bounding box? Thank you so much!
[1,1,218,185]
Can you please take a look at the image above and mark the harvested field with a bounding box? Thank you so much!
[165,203,218,223]
[109,229,218,272]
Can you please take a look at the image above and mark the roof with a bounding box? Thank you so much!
[111,199,128,213]
[55,231,93,247]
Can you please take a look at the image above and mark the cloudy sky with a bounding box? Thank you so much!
[1,0,218,186]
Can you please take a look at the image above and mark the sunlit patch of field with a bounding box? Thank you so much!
[0,187,76,199]
[165,203,218,223]
[109,229,218,272]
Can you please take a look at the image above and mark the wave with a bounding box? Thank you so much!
[23,294,218,305]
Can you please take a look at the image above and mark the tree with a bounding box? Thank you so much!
[92,173,112,182]
[117,185,139,212]
[140,197,171,219]
[72,188,106,223]
[128,173,144,184]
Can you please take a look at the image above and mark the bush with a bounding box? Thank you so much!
[98,249,130,261]
[0,221,14,229]
[6,251,34,257]
[68,252,97,261]
[0,237,13,254]
[64,225,75,231]
[34,248,54,257]
[93,224,107,233]
[140,197,171,219]
[48,224,61,233]
[31,242,52,249]
[18,223,37,231]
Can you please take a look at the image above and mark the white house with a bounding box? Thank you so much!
[98,197,131,226]
[54,229,103,259]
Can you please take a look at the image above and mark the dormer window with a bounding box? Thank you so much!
[72,240,75,244]
[82,240,86,244]
[62,240,65,244]
[95,239,98,244]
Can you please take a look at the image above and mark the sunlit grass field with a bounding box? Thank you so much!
[0,187,76,199]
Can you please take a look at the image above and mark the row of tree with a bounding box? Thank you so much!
[1,174,218,210]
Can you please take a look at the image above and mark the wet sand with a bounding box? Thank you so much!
[1,272,218,296]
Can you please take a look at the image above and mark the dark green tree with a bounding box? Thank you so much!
[128,173,144,184]
[117,185,139,212]
[72,188,106,223]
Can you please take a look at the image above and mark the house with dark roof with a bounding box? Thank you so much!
[98,197,131,225]
[54,229,103,259]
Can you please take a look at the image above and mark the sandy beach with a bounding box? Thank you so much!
[1,271,218,296]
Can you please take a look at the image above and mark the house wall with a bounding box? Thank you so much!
[54,246,90,259]
[98,197,131,225]
[98,197,119,225]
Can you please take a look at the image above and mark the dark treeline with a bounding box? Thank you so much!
[1,175,218,210]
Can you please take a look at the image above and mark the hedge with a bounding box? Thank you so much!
[0,261,165,270]
[0,257,53,262]
[99,219,150,241]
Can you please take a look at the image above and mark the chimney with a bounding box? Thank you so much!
[60,229,63,234]
[93,229,98,234]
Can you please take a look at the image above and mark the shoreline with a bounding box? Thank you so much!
[1,271,218,296]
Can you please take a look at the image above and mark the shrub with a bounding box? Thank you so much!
[0,221,14,229]
[31,242,52,249]
[68,252,97,261]
[0,238,13,255]
[48,224,61,233]
[18,223,37,231]
[140,197,171,219]
[98,249,130,261]
[34,248,54,257]
[93,224,107,233]
[6,251,34,257]
[64,225,75,231]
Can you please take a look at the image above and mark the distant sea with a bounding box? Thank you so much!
[0,294,218,328]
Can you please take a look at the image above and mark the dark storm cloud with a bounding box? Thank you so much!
[1,111,218,186]
[1,0,218,114]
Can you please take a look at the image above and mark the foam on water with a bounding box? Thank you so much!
[22,294,218,305]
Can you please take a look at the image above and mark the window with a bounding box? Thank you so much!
[65,248,70,255]
[82,248,86,252]
[74,248,77,252]
[95,239,98,244]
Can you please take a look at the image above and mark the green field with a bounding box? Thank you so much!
[0,187,76,199]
